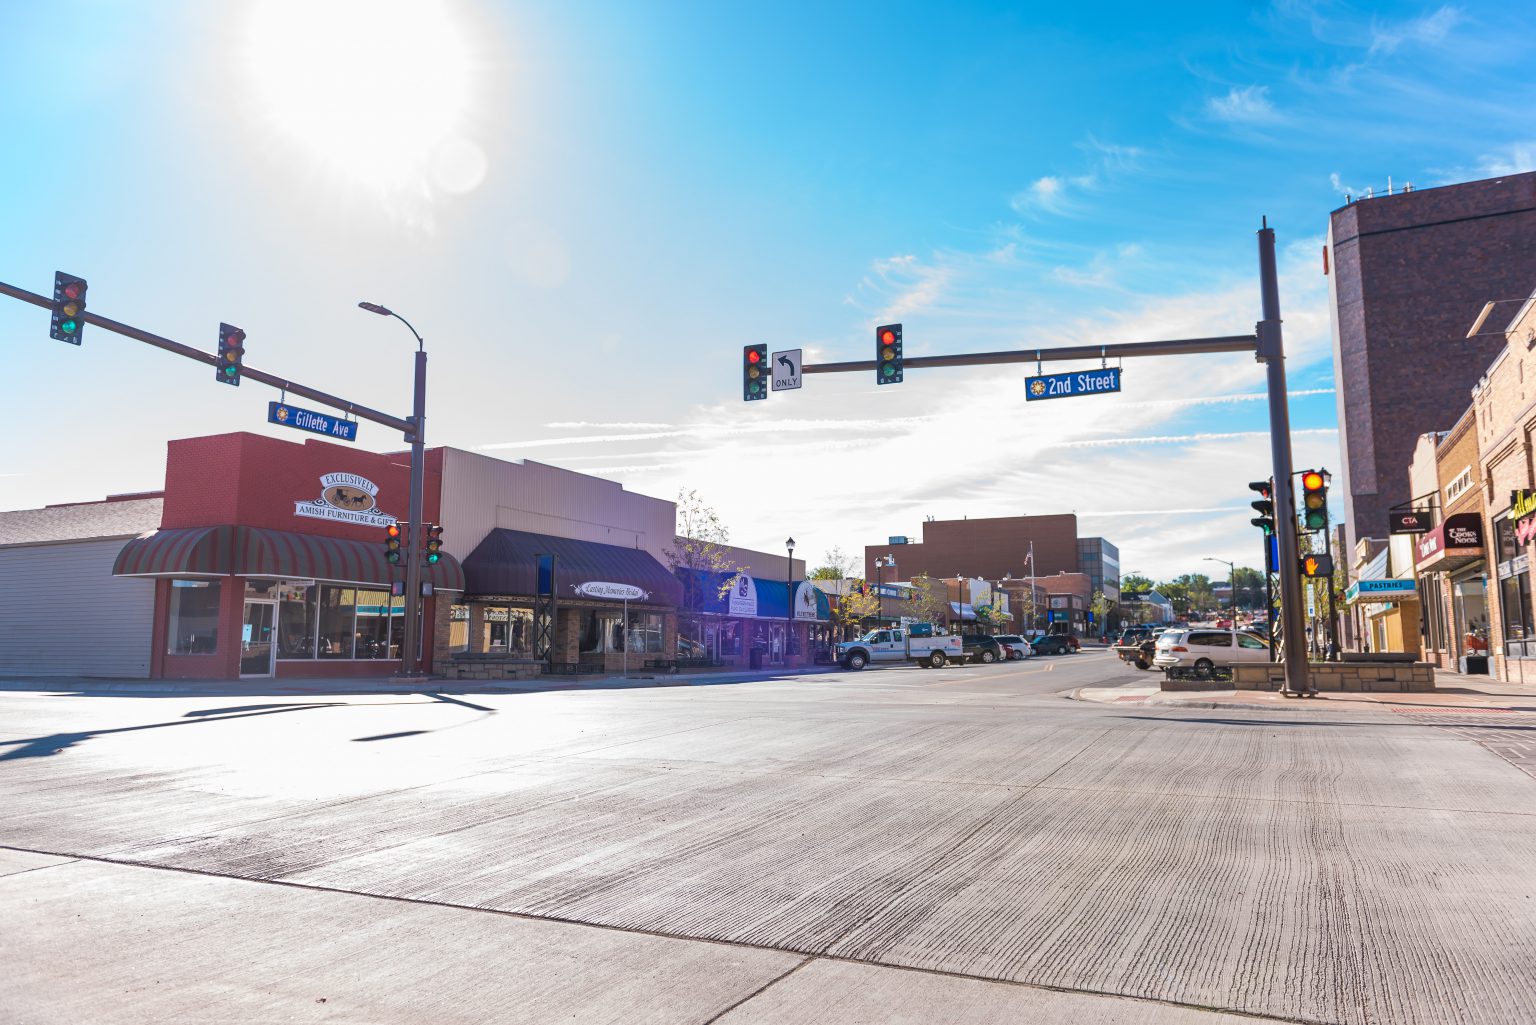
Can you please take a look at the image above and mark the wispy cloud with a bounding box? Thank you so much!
[1368,5,1462,56]
[545,421,677,430]
[1010,137,1143,217]
[1206,85,1281,124]
[1045,427,1336,451]
[1476,141,1536,176]
[869,254,953,321]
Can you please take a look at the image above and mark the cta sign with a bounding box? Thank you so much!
[1389,510,1431,534]
[1026,367,1121,402]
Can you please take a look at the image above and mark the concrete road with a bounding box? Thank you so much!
[2,651,1534,1024]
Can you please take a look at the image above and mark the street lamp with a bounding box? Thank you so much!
[1204,557,1235,620]
[359,301,428,678]
[785,537,795,662]
[874,553,894,626]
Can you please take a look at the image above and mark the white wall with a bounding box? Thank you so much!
[439,449,678,564]
[0,539,155,678]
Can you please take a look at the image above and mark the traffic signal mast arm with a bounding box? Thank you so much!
[0,278,413,437]
[802,333,1261,375]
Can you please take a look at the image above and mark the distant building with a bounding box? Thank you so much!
[1077,536,1120,602]
[1121,589,1175,625]
[864,514,1109,589]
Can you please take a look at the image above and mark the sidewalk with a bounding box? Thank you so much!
[1071,667,1536,713]
[0,665,844,698]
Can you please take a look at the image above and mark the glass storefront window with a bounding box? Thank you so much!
[480,606,533,654]
[166,580,221,654]
[449,604,470,654]
[318,585,357,658]
[354,588,402,659]
[1454,577,1489,652]
[627,612,664,654]
[580,610,625,654]
[1500,573,1532,642]
[277,583,317,659]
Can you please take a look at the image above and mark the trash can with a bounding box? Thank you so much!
[1459,655,1489,675]
[749,647,764,670]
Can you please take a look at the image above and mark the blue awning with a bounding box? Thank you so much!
[676,569,830,621]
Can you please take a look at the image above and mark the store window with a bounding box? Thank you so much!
[1454,578,1490,653]
[449,604,469,654]
[580,610,625,654]
[318,585,357,658]
[166,580,221,654]
[278,583,317,659]
[627,612,664,654]
[1500,574,1532,644]
[354,588,403,659]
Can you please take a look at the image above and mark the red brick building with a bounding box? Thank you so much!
[1328,171,1536,556]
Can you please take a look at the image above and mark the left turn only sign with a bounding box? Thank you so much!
[771,348,802,391]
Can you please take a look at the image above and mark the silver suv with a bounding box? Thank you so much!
[1153,628,1269,678]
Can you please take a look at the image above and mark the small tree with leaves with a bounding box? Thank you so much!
[666,489,744,624]
[810,545,858,581]
[905,573,952,628]
[831,581,881,639]
[1089,590,1115,636]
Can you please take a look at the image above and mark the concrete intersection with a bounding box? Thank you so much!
[3,652,1534,1023]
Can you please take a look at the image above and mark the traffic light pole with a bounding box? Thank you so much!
[402,348,428,680]
[1256,224,1312,696]
[2,276,431,677]
[795,222,1314,693]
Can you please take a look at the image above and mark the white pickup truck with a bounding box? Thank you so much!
[836,625,964,670]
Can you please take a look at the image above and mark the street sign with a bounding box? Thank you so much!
[1025,367,1121,401]
[771,348,802,391]
[1389,511,1430,534]
[268,401,358,442]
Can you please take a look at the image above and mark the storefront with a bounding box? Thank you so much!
[450,527,681,674]
[677,570,831,667]
[1345,578,1420,654]
[1415,512,1488,672]
[111,433,463,680]
[1493,494,1536,678]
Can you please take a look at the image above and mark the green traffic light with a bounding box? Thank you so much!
[223,365,237,377]
[881,364,895,378]
[61,319,78,334]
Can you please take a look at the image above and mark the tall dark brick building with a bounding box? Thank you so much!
[864,514,1116,594]
[1328,171,1536,555]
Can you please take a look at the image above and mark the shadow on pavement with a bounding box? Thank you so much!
[0,703,344,762]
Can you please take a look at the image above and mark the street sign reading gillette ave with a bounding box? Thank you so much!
[1025,367,1121,401]
[268,401,359,442]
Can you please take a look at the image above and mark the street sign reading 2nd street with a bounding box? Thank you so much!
[1025,367,1122,401]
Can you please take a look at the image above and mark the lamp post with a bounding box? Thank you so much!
[785,537,795,663]
[874,553,894,627]
[1204,557,1235,622]
[358,301,427,678]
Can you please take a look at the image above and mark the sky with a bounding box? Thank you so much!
[2,1,1534,581]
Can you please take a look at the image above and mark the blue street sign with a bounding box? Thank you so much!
[267,402,359,442]
[1026,367,1122,401]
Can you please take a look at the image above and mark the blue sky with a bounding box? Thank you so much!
[2,1,1533,580]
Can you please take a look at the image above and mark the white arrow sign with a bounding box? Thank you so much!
[771,348,802,391]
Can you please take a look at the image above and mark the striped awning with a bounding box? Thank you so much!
[112,525,464,590]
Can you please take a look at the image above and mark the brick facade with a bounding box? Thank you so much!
[1329,172,1536,551]
[866,514,1084,582]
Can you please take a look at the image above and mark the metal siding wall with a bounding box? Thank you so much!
[439,448,677,565]
[0,539,156,677]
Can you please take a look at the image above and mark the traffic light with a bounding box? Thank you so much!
[1301,469,1328,531]
[876,323,903,385]
[217,323,246,386]
[424,524,443,565]
[1249,479,1275,536]
[384,521,403,564]
[50,272,87,344]
[1301,553,1333,578]
[743,344,767,401]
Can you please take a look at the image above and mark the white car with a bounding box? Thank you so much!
[992,635,1034,660]
[1153,628,1269,678]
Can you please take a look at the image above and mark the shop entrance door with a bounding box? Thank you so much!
[241,601,276,677]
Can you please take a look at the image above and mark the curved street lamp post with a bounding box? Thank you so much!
[359,302,428,678]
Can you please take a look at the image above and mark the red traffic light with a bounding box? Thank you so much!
[1301,470,1324,492]
[747,349,761,363]
[386,523,401,539]
[880,329,895,345]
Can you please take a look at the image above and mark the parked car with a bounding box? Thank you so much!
[992,635,1033,660]
[961,634,1007,664]
[1029,633,1074,656]
[836,625,964,670]
[1153,628,1270,678]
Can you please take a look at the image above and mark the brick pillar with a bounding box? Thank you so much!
[467,603,488,654]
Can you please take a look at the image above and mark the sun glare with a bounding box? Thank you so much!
[235,0,484,202]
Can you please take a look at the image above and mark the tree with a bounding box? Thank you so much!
[831,581,880,638]
[905,573,951,627]
[1161,573,1215,616]
[1232,567,1266,610]
[666,489,744,620]
[1089,591,1115,634]
[810,545,858,581]
[1121,572,1154,594]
